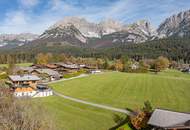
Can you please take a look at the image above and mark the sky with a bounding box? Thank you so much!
[0,0,190,34]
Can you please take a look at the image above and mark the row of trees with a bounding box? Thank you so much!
[0,53,35,64]
[0,51,171,75]
[35,53,170,73]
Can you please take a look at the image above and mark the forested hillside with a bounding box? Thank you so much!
[0,37,189,64]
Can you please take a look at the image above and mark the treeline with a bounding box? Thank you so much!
[0,37,189,64]
[0,53,35,64]
[100,37,190,63]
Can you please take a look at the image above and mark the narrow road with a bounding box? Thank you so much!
[47,74,89,84]
[54,91,133,116]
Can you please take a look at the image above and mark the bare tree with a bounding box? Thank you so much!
[0,87,55,130]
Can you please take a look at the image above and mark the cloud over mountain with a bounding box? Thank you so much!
[0,0,190,34]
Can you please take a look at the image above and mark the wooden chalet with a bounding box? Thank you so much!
[54,63,80,74]
[9,75,40,97]
[8,75,53,97]
[31,69,62,82]
[15,66,34,74]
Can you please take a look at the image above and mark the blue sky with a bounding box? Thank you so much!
[0,0,190,34]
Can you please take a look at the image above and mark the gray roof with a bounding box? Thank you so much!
[9,75,40,82]
[148,109,190,128]
[55,63,79,69]
[34,69,60,76]
[17,66,34,72]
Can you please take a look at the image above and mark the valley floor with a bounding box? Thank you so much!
[37,70,190,130]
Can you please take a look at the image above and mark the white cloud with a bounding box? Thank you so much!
[0,0,190,34]
[51,0,62,10]
[19,0,39,8]
[6,11,27,25]
[0,11,28,34]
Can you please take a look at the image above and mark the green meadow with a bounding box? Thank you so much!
[39,70,190,130]
[37,96,123,130]
[0,63,32,67]
[50,70,190,112]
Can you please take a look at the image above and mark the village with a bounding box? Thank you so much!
[7,62,102,98]
[4,54,190,99]
[1,55,190,130]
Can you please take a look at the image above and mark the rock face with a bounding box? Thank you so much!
[38,25,87,46]
[157,10,190,37]
[49,17,101,38]
[122,20,157,43]
[38,17,156,46]
[49,17,128,38]
[98,19,123,36]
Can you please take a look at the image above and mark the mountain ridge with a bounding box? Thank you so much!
[0,9,190,49]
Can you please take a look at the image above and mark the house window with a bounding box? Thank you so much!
[32,81,36,83]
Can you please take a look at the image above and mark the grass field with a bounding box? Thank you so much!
[117,124,132,130]
[36,70,190,130]
[0,63,32,67]
[37,96,124,130]
[50,70,190,112]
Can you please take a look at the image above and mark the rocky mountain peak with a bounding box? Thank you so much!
[124,20,157,38]
[39,25,87,44]
[49,16,101,38]
[157,9,190,37]
[98,19,123,35]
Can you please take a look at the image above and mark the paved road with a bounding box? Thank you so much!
[47,74,89,84]
[54,91,133,116]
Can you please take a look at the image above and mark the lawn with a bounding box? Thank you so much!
[0,63,32,67]
[50,70,190,112]
[36,96,125,130]
[116,124,133,130]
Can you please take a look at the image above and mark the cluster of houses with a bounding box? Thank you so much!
[8,62,101,98]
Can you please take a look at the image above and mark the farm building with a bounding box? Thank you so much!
[15,66,34,74]
[8,75,53,97]
[148,109,190,130]
[44,64,58,69]
[54,63,80,74]
[31,69,62,82]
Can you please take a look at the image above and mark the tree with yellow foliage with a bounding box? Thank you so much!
[36,53,53,65]
[154,56,170,72]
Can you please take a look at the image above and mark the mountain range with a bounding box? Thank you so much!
[0,9,190,49]
[0,33,38,49]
